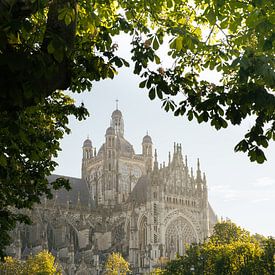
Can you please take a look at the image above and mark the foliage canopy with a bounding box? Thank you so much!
[1,0,274,162]
[163,221,275,275]
[105,252,130,275]
[0,250,62,274]
[0,91,87,258]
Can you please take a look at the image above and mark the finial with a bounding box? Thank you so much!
[154,148,158,159]
[197,158,200,170]
[185,155,188,166]
[146,130,148,135]
[203,172,207,185]
[174,142,176,152]
[168,151,171,164]
[116,99,119,110]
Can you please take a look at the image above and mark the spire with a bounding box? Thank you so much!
[168,151,171,165]
[196,158,202,181]
[203,172,207,190]
[197,158,200,170]
[178,143,183,162]
[116,99,119,110]
[154,149,158,170]
[185,155,188,167]
[191,167,194,179]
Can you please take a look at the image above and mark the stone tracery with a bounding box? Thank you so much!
[165,216,197,258]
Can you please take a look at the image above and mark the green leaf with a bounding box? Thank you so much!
[167,0,173,8]
[53,49,64,63]
[187,111,193,121]
[0,154,7,167]
[220,19,228,29]
[153,37,159,50]
[149,88,156,100]
[174,108,181,116]
[65,14,72,26]
[175,37,183,51]
[206,9,216,25]
[269,14,275,24]
[139,80,147,88]
[157,89,163,99]
[47,42,55,54]
[155,55,161,64]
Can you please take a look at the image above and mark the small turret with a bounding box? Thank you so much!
[105,126,116,171]
[82,137,93,160]
[142,132,153,173]
[111,107,124,136]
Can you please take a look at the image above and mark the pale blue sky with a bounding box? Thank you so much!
[54,36,275,237]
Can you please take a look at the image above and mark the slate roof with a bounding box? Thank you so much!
[142,134,152,144]
[83,138,92,147]
[47,175,93,208]
[127,175,150,204]
[111,109,122,118]
[98,136,135,158]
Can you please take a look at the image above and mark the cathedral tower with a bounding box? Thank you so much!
[111,109,124,137]
[81,137,93,178]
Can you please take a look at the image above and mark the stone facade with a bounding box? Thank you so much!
[7,108,217,274]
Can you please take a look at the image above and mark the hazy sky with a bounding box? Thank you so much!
[54,36,275,237]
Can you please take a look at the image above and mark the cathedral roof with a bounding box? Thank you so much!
[128,175,150,204]
[142,134,152,144]
[117,137,135,157]
[111,109,122,118]
[83,138,92,147]
[47,175,94,208]
[98,136,135,157]
[105,126,115,135]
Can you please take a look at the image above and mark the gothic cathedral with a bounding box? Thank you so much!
[7,108,217,274]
